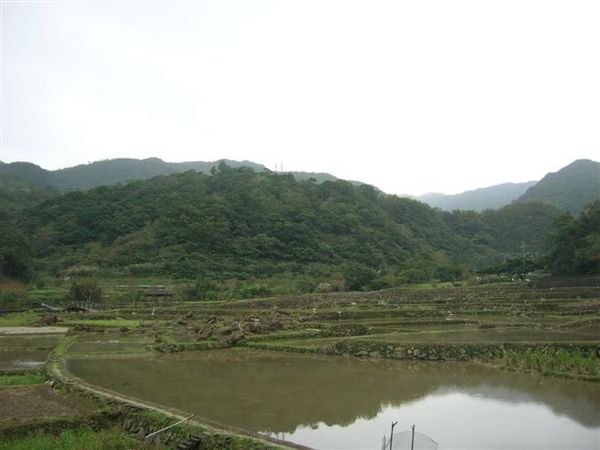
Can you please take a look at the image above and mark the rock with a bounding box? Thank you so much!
[38,315,59,326]
[225,331,246,346]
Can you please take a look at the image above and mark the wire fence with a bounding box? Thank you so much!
[381,430,438,450]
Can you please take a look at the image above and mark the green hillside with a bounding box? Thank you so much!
[0,162,60,216]
[5,164,564,291]
[516,159,599,214]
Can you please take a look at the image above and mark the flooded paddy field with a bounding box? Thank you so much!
[0,334,63,370]
[0,334,62,349]
[67,349,600,450]
[0,349,50,370]
[1,282,597,449]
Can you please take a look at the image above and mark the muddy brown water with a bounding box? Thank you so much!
[0,350,50,370]
[67,350,600,450]
[0,335,62,370]
[0,334,62,349]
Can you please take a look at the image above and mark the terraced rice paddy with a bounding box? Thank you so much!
[1,281,598,449]
[0,334,62,370]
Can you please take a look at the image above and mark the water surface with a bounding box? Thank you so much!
[0,334,61,349]
[67,350,600,450]
[0,349,50,369]
[0,335,61,369]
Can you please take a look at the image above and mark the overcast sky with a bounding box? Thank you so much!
[1,1,598,195]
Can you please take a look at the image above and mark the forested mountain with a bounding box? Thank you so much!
[515,159,599,214]
[2,164,565,290]
[418,181,537,211]
[0,162,61,217]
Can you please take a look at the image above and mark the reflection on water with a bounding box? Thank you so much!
[0,350,50,369]
[0,335,61,349]
[0,335,61,370]
[67,350,600,450]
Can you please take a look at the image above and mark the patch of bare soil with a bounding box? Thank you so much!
[0,327,68,335]
[0,385,91,423]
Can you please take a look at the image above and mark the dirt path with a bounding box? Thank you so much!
[0,326,68,335]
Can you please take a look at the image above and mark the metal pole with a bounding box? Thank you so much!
[144,415,193,440]
[410,424,415,450]
[389,421,397,450]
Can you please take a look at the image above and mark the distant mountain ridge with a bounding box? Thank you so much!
[1,157,598,214]
[0,158,364,192]
[417,181,537,212]
[515,159,599,214]
[0,158,267,192]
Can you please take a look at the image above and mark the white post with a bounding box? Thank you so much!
[144,415,193,440]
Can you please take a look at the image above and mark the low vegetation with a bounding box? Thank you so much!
[494,347,599,380]
[0,372,46,386]
[0,426,153,450]
[60,319,141,329]
[0,311,40,327]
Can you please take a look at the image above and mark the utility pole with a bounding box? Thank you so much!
[389,421,397,450]
[410,424,416,450]
[521,241,526,276]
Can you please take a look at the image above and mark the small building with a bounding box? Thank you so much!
[144,288,174,298]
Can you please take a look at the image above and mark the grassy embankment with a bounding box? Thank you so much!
[493,347,598,380]
[0,372,46,386]
[0,427,152,450]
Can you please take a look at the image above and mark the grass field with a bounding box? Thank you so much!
[0,372,46,386]
[0,427,153,450]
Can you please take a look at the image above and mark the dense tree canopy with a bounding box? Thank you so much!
[3,165,566,289]
[546,201,600,276]
[0,219,33,281]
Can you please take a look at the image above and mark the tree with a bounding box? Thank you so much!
[68,279,103,307]
[185,277,219,301]
[546,201,600,276]
[343,262,377,291]
[0,220,33,281]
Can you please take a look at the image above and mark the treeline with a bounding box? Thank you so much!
[545,201,600,276]
[1,164,594,292]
